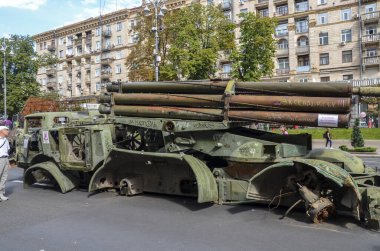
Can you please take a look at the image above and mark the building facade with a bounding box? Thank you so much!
[33,0,380,97]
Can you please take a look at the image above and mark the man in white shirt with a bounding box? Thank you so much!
[0,126,10,201]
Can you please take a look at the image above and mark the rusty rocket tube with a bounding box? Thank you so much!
[99,93,352,113]
[99,105,350,127]
[106,81,354,97]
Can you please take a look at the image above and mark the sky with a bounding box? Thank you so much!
[0,0,141,37]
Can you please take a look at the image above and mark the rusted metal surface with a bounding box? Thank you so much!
[100,93,351,113]
[353,86,380,97]
[21,97,60,116]
[107,81,355,97]
[105,105,350,127]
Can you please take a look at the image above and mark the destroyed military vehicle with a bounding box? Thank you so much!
[15,81,380,230]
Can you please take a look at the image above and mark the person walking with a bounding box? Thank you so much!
[0,126,10,201]
[324,128,333,149]
[280,125,289,135]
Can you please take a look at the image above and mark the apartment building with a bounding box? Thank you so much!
[33,0,189,97]
[33,0,380,98]
[205,0,380,83]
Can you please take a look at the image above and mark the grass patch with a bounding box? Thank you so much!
[339,145,377,153]
[286,128,380,140]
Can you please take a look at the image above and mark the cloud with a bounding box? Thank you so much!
[63,0,142,26]
[0,0,47,10]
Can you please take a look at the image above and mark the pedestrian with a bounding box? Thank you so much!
[4,117,12,130]
[0,126,10,201]
[323,128,332,149]
[280,125,288,135]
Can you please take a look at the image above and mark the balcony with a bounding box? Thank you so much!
[363,56,379,66]
[74,39,82,46]
[296,45,309,55]
[101,56,114,65]
[101,71,112,79]
[47,45,56,52]
[362,11,380,23]
[275,30,288,37]
[103,30,112,37]
[295,2,309,12]
[362,34,380,43]
[276,68,290,75]
[66,54,74,59]
[219,72,231,79]
[256,0,269,8]
[46,68,55,76]
[102,45,114,52]
[296,65,310,72]
[46,80,57,89]
[276,48,289,56]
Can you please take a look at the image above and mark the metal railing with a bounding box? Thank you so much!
[362,34,380,43]
[296,45,309,54]
[351,78,380,87]
[276,68,290,75]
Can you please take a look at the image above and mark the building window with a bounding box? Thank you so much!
[278,58,289,69]
[366,48,377,57]
[295,1,308,12]
[276,22,288,36]
[116,64,122,74]
[240,8,248,14]
[319,53,329,65]
[43,42,47,50]
[276,5,288,16]
[95,55,100,63]
[115,51,122,59]
[95,27,101,36]
[59,50,64,58]
[39,43,43,50]
[365,3,376,14]
[96,82,101,91]
[299,78,308,83]
[341,8,352,21]
[95,68,100,77]
[66,47,73,56]
[319,32,328,45]
[318,0,327,5]
[317,13,328,25]
[278,39,288,49]
[59,37,65,45]
[341,29,352,42]
[258,8,269,17]
[116,22,122,31]
[96,41,101,50]
[320,76,330,82]
[117,36,122,45]
[365,25,377,35]
[343,74,353,80]
[342,50,352,63]
[298,55,310,67]
[295,18,308,33]
[129,20,136,29]
[297,36,309,46]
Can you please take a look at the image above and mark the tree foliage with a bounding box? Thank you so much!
[126,3,235,81]
[0,35,41,116]
[231,13,277,81]
[351,118,365,148]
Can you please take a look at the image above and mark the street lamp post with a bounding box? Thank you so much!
[144,0,167,82]
[0,39,11,120]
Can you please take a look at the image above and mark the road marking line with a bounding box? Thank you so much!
[11,180,23,183]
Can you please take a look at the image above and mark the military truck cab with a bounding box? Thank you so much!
[16,111,114,193]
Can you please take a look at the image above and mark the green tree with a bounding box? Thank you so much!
[0,35,41,116]
[126,3,235,81]
[165,4,235,80]
[351,118,365,148]
[126,11,174,81]
[231,13,277,81]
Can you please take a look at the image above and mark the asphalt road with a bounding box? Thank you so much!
[1,160,379,251]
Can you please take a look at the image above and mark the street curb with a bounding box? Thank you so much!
[352,154,380,158]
